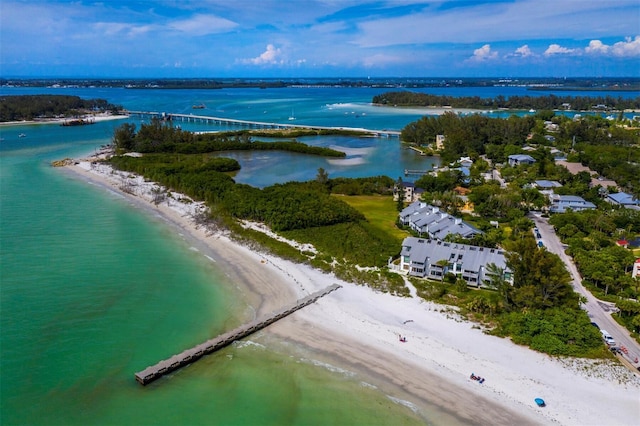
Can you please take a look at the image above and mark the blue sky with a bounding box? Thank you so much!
[1,0,639,78]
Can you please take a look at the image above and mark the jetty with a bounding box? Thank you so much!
[134,284,342,385]
[127,111,400,138]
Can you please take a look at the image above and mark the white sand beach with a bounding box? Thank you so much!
[62,158,640,426]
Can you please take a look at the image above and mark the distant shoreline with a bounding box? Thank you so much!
[0,112,129,127]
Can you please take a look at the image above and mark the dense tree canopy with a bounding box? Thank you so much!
[373,91,640,111]
[0,95,123,122]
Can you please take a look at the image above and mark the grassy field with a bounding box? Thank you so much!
[335,194,410,242]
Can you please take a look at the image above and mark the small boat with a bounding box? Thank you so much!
[192,104,206,109]
[535,398,546,407]
[288,109,296,120]
[18,133,26,138]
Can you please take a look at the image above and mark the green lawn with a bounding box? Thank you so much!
[335,194,409,241]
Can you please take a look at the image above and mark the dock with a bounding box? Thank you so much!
[404,169,431,176]
[134,284,342,385]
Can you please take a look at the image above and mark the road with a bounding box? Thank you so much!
[528,213,640,371]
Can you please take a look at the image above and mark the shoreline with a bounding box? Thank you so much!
[0,113,129,127]
[60,157,640,426]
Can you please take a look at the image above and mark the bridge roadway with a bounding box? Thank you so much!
[127,110,400,138]
[134,284,342,385]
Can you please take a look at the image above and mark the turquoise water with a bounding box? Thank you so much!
[0,99,434,425]
[2,84,635,425]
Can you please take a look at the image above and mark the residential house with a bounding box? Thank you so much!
[394,181,424,203]
[534,180,562,190]
[508,154,536,166]
[606,192,640,209]
[395,237,511,287]
[548,194,596,213]
[399,201,481,240]
[632,258,640,279]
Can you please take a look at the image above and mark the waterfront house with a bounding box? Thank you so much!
[548,194,596,213]
[508,154,536,166]
[395,237,511,287]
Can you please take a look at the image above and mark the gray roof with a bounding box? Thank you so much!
[508,154,536,162]
[401,237,507,272]
[534,180,562,189]
[401,201,481,239]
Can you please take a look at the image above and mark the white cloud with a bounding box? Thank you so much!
[169,14,238,36]
[611,36,640,57]
[585,40,609,54]
[544,44,577,56]
[247,44,284,65]
[513,45,533,57]
[469,44,498,61]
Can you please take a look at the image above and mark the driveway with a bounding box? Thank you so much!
[528,213,640,370]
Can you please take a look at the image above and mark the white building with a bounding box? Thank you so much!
[548,195,596,213]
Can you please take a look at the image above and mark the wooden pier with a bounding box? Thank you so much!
[134,284,342,385]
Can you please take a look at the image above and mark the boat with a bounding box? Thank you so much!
[192,104,206,109]
[18,133,26,138]
[288,109,296,120]
[535,398,546,407]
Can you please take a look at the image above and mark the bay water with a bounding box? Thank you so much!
[1,84,635,425]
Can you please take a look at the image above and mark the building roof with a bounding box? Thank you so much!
[401,237,507,272]
[608,192,640,205]
[534,180,562,189]
[508,154,536,162]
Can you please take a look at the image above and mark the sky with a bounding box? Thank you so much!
[1,0,639,78]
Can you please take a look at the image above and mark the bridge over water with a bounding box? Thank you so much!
[127,110,400,138]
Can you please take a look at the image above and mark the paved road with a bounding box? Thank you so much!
[529,213,640,371]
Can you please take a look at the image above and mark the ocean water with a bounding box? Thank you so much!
[1,84,635,425]
[0,93,438,425]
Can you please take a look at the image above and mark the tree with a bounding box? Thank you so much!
[316,167,329,185]
[113,122,136,151]
[485,262,511,309]
[395,176,405,211]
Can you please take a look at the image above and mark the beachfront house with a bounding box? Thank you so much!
[395,237,511,287]
[508,154,536,166]
[548,194,596,213]
[399,201,481,240]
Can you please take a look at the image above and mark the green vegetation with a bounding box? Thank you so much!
[0,94,123,122]
[106,116,622,357]
[336,195,410,241]
[373,91,640,111]
[114,118,347,157]
[401,110,639,193]
[549,209,640,338]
